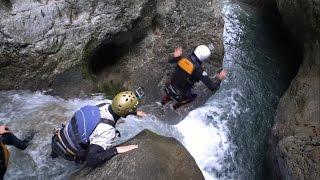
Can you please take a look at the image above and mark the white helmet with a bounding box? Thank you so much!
[194,45,211,61]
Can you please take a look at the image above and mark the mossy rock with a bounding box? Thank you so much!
[101,80,126,99]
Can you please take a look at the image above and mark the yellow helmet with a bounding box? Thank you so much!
[111,91,139,116]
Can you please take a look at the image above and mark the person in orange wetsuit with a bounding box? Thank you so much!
[159,45,227,109]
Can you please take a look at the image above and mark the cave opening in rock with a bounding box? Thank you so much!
[87,26,148,75]
[0,0,12,11]
[88,42,126,74]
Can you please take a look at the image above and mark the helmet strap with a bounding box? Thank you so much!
[108,105,121,122]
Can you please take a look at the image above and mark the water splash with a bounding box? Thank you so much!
[0,91,104,179]
[176,89,242,179]
[0,91,179,179]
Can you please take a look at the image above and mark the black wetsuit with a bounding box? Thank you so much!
[162,53,222,109]
[0,133,28,179]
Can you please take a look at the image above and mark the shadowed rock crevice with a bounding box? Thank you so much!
[0,0,12,11]
[267,0,320,179]
[261,7,303,82]
[88,30,148,75]
[83,0,157,75]
[238,0,278,14]
[88,40,130,75]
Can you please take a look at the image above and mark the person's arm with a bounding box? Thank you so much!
[86,144,138,167]
[200,70,227,91]
[86,144,118,167]
[86,123,118,167]
[200,73,221,91]
[168,57,180,63]
[118,110,147,124]
[0,133,28,150]
[126,110,147,117]
[87,123,138,167]
[168,47,183,63]
[136,110,147,117]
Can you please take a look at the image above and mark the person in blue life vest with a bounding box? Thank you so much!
[0,125,34,179]
[50,91,147,167]
[158,45,227,109]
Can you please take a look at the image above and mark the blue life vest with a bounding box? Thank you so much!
[66,105,101,152]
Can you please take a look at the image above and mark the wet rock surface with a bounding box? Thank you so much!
[107,0,225,124]
[276,0,320,44]
[70,130,204,180]
[0,0,155,94]
[237,0,320,178]
[270,0,320,179]
[271,42,320,179]
[0,0,224,101]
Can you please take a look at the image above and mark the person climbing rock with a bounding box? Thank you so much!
[158,44,227,109]
[51,91,147,167]
[0,125,34,179]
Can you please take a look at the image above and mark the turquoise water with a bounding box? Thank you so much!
[222,1,300,178]
[177,1,300,179]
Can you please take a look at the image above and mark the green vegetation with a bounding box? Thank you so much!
[81,37,98,80]
[81,62,91,80]
[102,80,126,99]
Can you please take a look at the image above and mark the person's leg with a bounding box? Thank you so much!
[173,99,192,109]
[0,146,7,180]
[50,134,76,161]
[50,135,63,159]
[0,167,6,180]
[158,85,173,106]
[160,94,172,105]
[173,93,197,110]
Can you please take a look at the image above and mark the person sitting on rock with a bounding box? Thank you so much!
[51,91,147,167]
[158,44,227,109]
[0,125,34,178]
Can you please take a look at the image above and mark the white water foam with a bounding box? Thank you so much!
[175,88,242,179]
[1,87,242,179]
[176,108,229,179]
[0,91,105,179]
[1,91,179,179]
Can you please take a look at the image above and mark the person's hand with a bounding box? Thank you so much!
[137,110,147,117]
[218,69,227,80]
[0,125,11,135]
[116,144,138,153]
[173,47,183,58]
